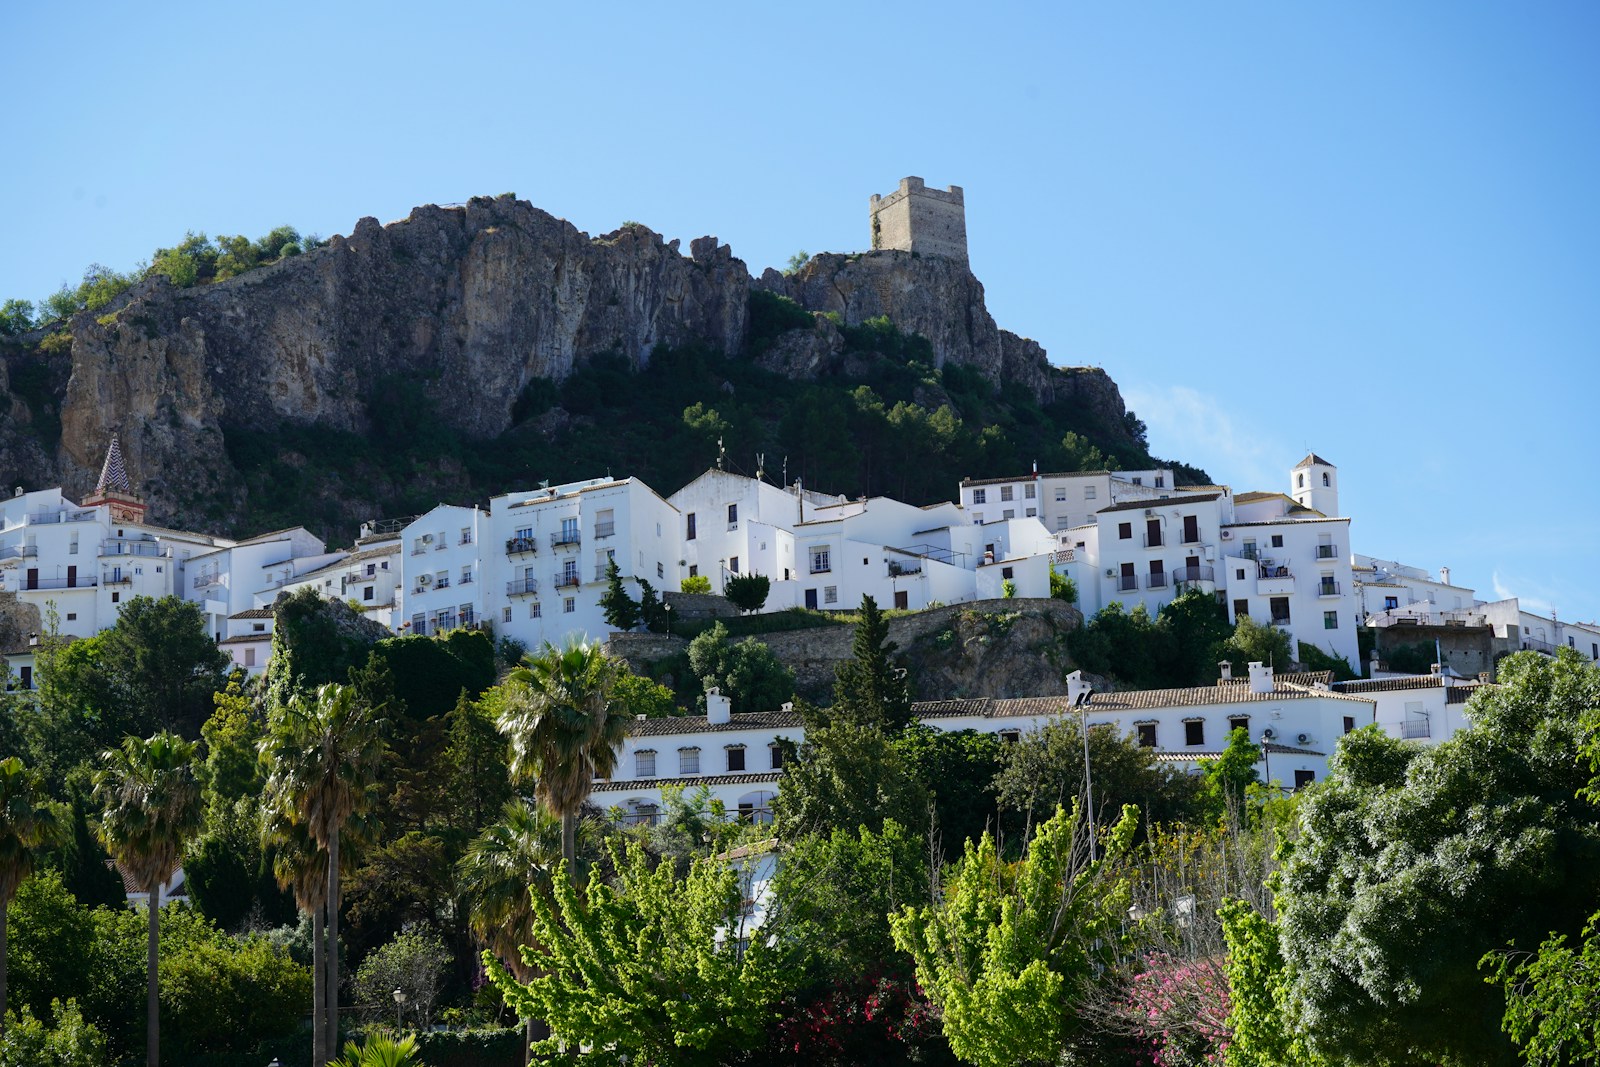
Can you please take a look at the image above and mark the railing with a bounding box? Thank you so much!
[553,572,581,589]
[594,567,613,582]
[1401,719,1431,740]
[888,542,969,567]
[0,545,37,560]
[23,576,97,590]
[29,509,97,525]
[1316,545,1339,559]
[411,547,428,556]
[1258,564,1293,580]
[459,574,473,584]
[608,805,774,827]
[505,536,538,555]
[594,522,616,539]
[1052,548,1075,565]
[887,561,922,577]
[434,576,450,589]
[1180,530,1202,545]
[1173,565,1214,584]
[1318,580,1341,597]
[1523,638,1556,655]
[810,563,832,575]
[1271,613,1292,626]
[100,539,168,557]
[364,516,418,537]
[1146,572,1169,588]
[102,574,134,585]
[1143,533,1164,548]
[551,532,581,549]
[1118,576,1138,592]
[193,573,223,588]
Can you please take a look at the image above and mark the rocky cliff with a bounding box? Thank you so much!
[0,191,1154,537]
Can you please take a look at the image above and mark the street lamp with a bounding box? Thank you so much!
[392,987,406,1031]
[663,601,673,638]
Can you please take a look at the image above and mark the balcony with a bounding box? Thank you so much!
[29,509,96,525]
[1316,544,1339,560]
[102,573,134,586]
[1256,564,1295,597]
[1118,575,1139,592]
[22,576,97,591]
[0,545,37,561]
[1240,545,1260,561]
[1270,613,1292,627]
[459,574,473,584]
[434,577,450,590]
[1401,718,1431,740]
[1522,637,1556,655]
[1143,533,1165,548]
[193,573,223,589]
[887,560,922,577]
[594,567,613,582]
[505,536,538,556]
[551,532,581,550]
[100,539,168,558]
[594,522,616,539]
[1179,530,1202,545]
[1173,565,1215,591]
[411,547,428,556]
[553,572,581,590]
[1317,580,1342,598]
[1146,572,1169,589]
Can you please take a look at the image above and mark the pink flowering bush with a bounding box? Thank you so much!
[1122,953,1231,1067]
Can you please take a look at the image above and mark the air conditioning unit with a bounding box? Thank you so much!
[1104,568,1115,578]
[419,574,433,585]
[422,533,434,544]
[1297,732,1313,745]
[1262,727,1277,741]
[1144,509,1155,517]
[1220,530,1234,541]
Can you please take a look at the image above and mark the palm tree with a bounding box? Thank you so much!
[331,1031,422,1067]
[261,683,384,1067]
[262,808,329,1064]
[495,639,627,879]
[94,732,201,1067]
[458,797,572,1063]
[0,756,57,1032]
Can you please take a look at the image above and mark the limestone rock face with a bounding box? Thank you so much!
[759,251,1058,399]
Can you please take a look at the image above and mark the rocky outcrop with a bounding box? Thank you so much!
[0,191,1148,534]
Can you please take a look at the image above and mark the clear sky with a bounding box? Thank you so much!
[3,2,1596,621]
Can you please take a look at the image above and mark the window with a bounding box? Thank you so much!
[1084,485,1097,500]
[729,556,739,573]
[1384,596,1399,611]
[973,488,987,504]
[1119,562,1136,590]
[1025,507,1037,517]
[69,538,78,555]
[1024,484,1036,499]
[769,744,785,769]
[1343,716,1356,734]
[594,509,615,538]
[502,607,512,623]
[18,667,31,690]
[1271,534,1284,549]
[366,563,377,577]
[252,622,266,633]
[1185,720,1205,746]
[810,548,831,574]
[1235,568,1246,581]
[412,613,426,633]
[1000,486,1013,501]
[1056,516,1070,530]
[679,748,700,775]
[726,746,746,772]
[635,751,655,777]
[1227,715,1250,735]
[1155,475,1165,488]
[563,598,575,613]
[1297,473,1305,488]
[531,602,542,618]
[1294,770,1316,790]
[1002,509,1015,520]
[1137,723,1156,747]
[998,729,1021,744]
[1322,472,1330,487]
[1270,597,1290,624]
[1132,477,1143,485]
[244,648,256,667]
[972,513,984,524]
[1054,487,1066,501]
[824,585,838,605]
[363,585,375,601]
[111,592,119,603]
[435,571,449,588]
[560,517,579,542]
[1118,522,1132,540]
[689,564,698,577]
[1324,611,1338,629]
[727,503,738,526]
[1001,566,1014,580]
[461,527,472,545]
[657,562,664,579]
[461,605,475,627]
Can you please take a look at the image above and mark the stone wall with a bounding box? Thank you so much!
[870,177,968,263]
[0,593,42,654]
[1373,623,1520,681]
[661,591,740,620]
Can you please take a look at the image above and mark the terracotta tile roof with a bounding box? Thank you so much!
[627,710,803,737]
[1221,517,1347,528]
[1153,741,1325,760]
[228,608,274,620]
[592,771,783,793]
[219,634,271,646]
[1097,493,1221,514]
[911,673,1360,718]
[1447,684,1487,705]
[962,471,1114,488]
[1294,453,1335,470]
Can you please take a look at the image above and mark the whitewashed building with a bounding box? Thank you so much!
[397,505,486,637]
[959,467,1175,534]
[1330,670,1486,746]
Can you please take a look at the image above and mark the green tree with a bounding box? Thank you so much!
[611,669,680,718]
[1049,565,1077,603]
[1220,899,1324,1067]
[890,803,1139,1067]
[4,871,95,1027]
[262,812,330,1063]
[458,798,566,1062]
[351,928,451,1029]
[686,623,794,715]
[261,683,385,1066]
[486,836,795,1066]
[680,574,713,595]
[93,732,202,1067]
[0,998,107,1067]
[771,819,928,984]
[891,725,1001,862]
[1217,614,1293,678]
[827,595,912,731]
[495,640,627,879]
[723,573,771,613]
[158,932,310,1058]
[1198,727,1263,821]
[0,300,33,337]
[0,758,56,1031]
[598,558,641,631]
[1277,651,1600,1066]
[637,578,669,632]
[774,721,929,840]
[82,596,232,739]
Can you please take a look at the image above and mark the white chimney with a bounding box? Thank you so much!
[1218,661,1233,682]
[1247,661,1274,694]
[706,686,732,724]
[1440,566,1451,585]
[1066,670,1093,708]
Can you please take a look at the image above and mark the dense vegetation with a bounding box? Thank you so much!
[3,584,1599,1065]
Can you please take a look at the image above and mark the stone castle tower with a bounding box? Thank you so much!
[870,176,968,264]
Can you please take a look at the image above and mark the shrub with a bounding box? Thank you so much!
[723,573,771,613]
[1001,579,1017,599]
[1049,567,1077,604]
[0,999,108,1067]
[352,929,452,1029]
[680,574,713,595]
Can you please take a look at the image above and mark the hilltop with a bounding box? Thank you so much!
[0,192,1202,539]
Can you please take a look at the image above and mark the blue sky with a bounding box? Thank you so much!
[3,2,1596,621]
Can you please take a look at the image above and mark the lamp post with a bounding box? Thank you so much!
[1260,736,1272,791]
[663,601,673,638]
[393,987,406,1032]
[1080,701,1096,863]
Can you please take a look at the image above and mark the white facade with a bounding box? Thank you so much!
[486,477,680,651]
[1331,671,1484,746]
[959,468,1174,535]
[398,506,486,636]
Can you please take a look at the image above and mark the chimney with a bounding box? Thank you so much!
[1429,663,1442,676]
[1065,670,1093,708]
[1247,661,1274,694]
[1218,661,1233,683]
[1440,566,1451,585]
[706,686,732,725]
